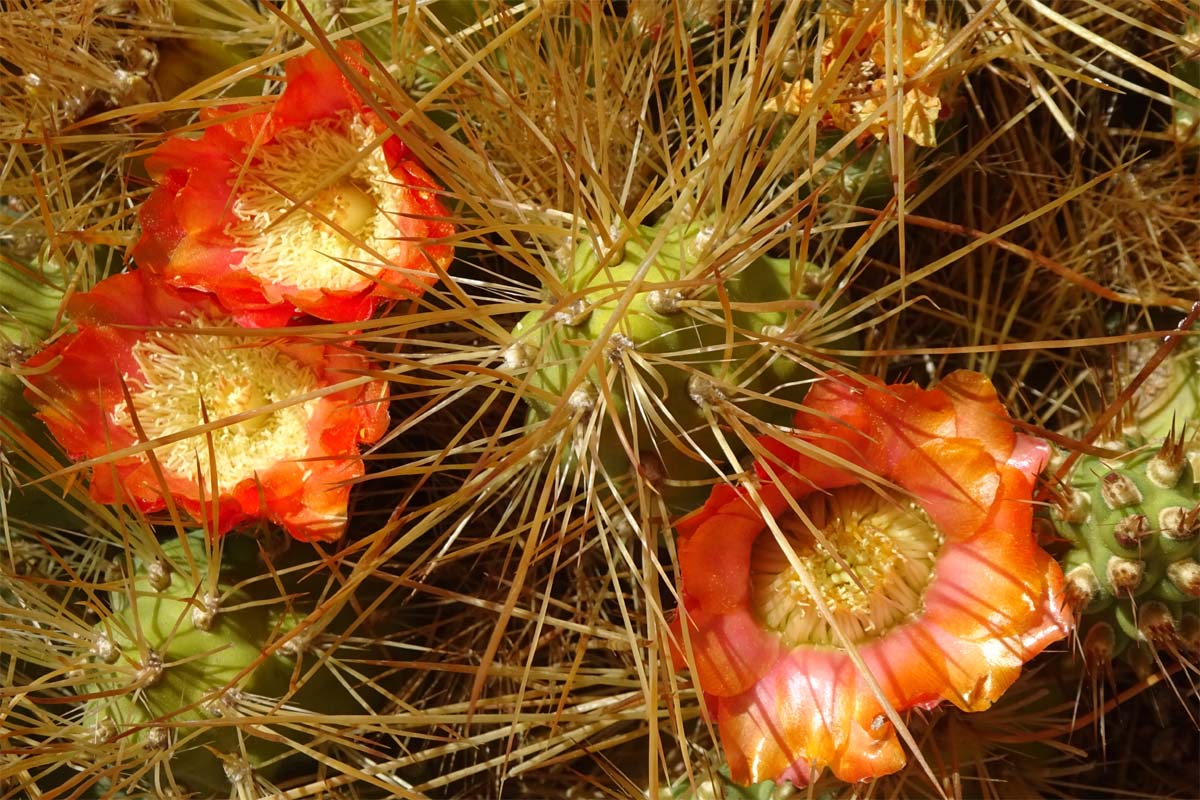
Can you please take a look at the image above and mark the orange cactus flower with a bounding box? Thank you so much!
[768,0,947,146]
[132,42,454,327]
[671,371,1069,786]
[22,271,389,542]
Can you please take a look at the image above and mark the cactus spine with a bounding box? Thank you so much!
[509,220,852,509]
[83,530,372,794]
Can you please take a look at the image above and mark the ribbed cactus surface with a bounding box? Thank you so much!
[84,531,360,793]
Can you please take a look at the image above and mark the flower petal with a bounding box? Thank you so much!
[896,437,1000,540]
[718,647,907,784]
[23,271,390,541]
[132,42,454,325]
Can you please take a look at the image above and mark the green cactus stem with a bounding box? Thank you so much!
[1131,342,1200,479]
[660,764,792,800]
[1,254,68,416]
[1052,437,1200,667]
[509,220,853,510]
[1169,8,1200,148]
[82,530,371,794]
[1,254,80,529]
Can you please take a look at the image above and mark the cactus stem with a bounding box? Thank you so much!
[1166,559,1200,596]
[1106,556,1145,595]
[1101,471,1143,509]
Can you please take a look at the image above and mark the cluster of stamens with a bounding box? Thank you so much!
[114,322,319,485]
[750,485,943,647]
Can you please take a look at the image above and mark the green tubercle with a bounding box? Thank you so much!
[509,220,854,509]
[1053,441,1199,665]
[83,531,363,794]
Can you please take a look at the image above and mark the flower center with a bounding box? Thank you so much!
[312,180,376,237]
[750,485,943,647]
[114,322,320,487]
[228,115,405,292]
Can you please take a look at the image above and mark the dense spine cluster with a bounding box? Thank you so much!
[83,532,363,793]
[509,220,850,508]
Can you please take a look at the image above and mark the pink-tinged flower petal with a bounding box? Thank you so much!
[132,42,454,325]
[1008,432,1051,478]
[717,647,907,784]
[23,271,390,542]
[670,370,1069,787]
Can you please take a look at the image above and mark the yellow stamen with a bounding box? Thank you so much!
[113,323,320,486]
[228,115,406,292]
[751,485,943,647]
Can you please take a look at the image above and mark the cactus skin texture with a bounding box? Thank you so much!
[84,531,362,794]
[510,221,849,509]
[1053,439,1200,668]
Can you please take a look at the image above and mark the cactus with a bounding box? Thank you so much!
[660,764,792,800]
[508,220,852,509]
[81,530,381,795]
[1052,437,1200,668]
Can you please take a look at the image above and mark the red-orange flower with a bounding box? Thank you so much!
[132,42,454,327]
[22,271,389,542]
[671,371,1068,785]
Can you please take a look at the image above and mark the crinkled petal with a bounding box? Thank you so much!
[939,370,1018,463]
[718,647,906,784]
